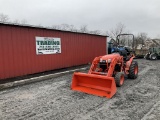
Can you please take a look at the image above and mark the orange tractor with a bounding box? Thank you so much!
[71,34,138,98]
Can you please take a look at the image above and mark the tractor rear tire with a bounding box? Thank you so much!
[115,72,124,87]
[128,61,138,79]
[150,53,157,60]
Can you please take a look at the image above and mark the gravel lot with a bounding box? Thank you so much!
[0,59,160,120]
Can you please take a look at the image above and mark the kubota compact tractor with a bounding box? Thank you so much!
[71,34,138,98]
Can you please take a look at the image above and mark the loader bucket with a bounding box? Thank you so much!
[71,72,117,98]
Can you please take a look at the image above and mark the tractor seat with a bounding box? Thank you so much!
[124,46,132,55]
[119,49,127,57]
[119,50,131,61]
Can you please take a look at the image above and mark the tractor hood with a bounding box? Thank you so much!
[101,53,121,60]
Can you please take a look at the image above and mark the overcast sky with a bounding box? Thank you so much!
[0,0,160,38]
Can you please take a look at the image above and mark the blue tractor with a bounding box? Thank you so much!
[108,34,135,60]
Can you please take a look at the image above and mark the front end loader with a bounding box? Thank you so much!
[71,34,138,98]
[71,53,138,98]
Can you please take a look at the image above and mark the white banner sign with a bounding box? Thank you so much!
[36,37,61,55]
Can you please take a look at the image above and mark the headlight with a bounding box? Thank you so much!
[100,58,103,62]
[106,59,112,63]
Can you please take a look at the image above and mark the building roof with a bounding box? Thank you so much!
[0,22,108,37]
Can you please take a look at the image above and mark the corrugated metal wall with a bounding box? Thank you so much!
[0,24,107,79]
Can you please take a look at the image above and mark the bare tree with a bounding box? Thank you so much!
[79,25,88,33]
[52,24,78,32]
[90,30,102,35]
[135,32,148,48]
[13,19,28,25]
[52,24,103,35]
[52,25,62,30]
[107,23,126,39]
[69,25,78,32]
[52,25,57,29]
[51,23,105,35]
[0,13,9,22]
[59,24,70,30]
[21,19,27,25]
[36,24,43,27]
[13,19,20,24]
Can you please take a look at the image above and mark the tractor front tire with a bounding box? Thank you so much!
[115,72,124,87]
[128,61,138,79]
[144,53,150,60]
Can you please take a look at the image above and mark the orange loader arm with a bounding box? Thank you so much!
[88,55,123,77]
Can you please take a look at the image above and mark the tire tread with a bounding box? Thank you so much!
[128,61,138,79]
[115,72,124,87]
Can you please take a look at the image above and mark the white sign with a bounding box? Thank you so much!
[36,37,61,55]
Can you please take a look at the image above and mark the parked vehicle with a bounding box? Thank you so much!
[144,47,160,60]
